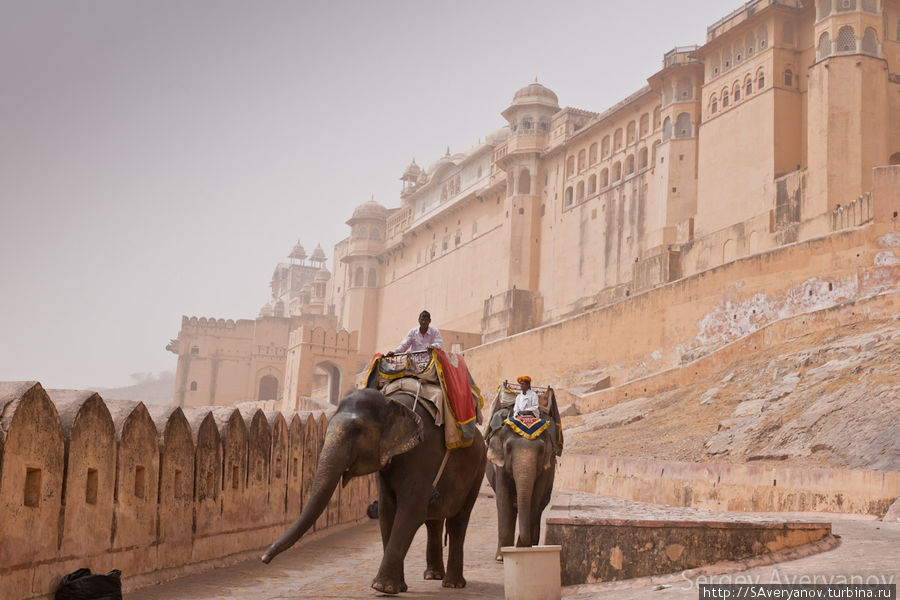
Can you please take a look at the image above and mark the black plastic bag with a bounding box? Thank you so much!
[55,568,122,600]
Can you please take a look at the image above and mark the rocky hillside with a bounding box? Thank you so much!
[563,316,900,471]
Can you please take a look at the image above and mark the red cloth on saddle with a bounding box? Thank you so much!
[434,349,476,425]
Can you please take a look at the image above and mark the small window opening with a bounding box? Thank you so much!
[25,468,42,507]
[134,465,146,499]
[86,468,98,505]
[232,464,240,490]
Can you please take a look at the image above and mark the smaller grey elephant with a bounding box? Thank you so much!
[485,411,558,561]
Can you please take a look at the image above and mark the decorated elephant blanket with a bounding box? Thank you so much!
[365,351,484,450]
[486,380,564,456]
[504,415,550,440]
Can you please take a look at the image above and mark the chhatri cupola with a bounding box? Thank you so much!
[501,79,559,136]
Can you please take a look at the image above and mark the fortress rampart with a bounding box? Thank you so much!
[0,383,372,600]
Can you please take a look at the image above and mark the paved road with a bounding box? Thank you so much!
[129,490,900,599]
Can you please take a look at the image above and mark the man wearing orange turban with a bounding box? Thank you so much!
[514,375,539,418]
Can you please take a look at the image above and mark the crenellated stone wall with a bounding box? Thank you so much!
[0,382,375,600]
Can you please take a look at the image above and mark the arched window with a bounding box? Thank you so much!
[600,168,609,187]
[258,375,278,401]
[521,116,533,131]
[639,114,650,138]
[367,268,377,287]
[442,236,449,252]
[454,230,461,247]
[565,187,573,207]
[518,168,531,194]
[588,174,597,195]
[837,26,856,53]
[430,245,436,260]
[861,28,878,54]
[746,32,756,56]
[576,181,585,201]
[190,381,197,391]
[589,143,598,165]
[710,53,721,77]
[818,32,832,60]
[539,118,550,132]
[354,267,364,287]
[627,121,636,144]
[758,25,768,49]
[818,0,832,20]
[711,95,718,114]
[723,89,730,108]
[745,76,753,97]
[371,228,381,240]
[601,136,611,158]
[675,113,692,138]
[662,117,673,141]
[638,148,648,170]
[784,69,793,87]
[566,156,575,177]
[653,106,661,130]
[757,69,766,90]
[783,22,794,45]
[356,225,367,239]
[577,149,586,172]
[837,0,856,11]
[613,162,622,181]
[614,128,623,151]
[625,155,635,175]
[733,82,741,102]
[722,45,732,69]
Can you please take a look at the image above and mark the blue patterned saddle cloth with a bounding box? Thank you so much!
[504,415,550,440]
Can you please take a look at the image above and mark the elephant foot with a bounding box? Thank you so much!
[442,575,466,589]
[372,576,407,595]
[423,567,444,580]
[494,552,504,562]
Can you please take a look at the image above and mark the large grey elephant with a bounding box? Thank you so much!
[485,419,557,561]
[262,387,486,595]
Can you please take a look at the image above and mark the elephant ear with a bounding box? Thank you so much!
[379,399,424,469]
[486,431,505,468]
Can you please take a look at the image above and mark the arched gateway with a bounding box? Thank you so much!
[283,326,359,410]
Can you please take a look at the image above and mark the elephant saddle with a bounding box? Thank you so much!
[364,351,484,450]
[504,415,550,440]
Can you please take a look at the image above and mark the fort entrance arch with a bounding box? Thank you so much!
[283,326,359,411]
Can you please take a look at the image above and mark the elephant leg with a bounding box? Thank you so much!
[493,472,517,562]
[378,486,397,551]
[443,479,479,588]
[372,501,426,595]
[423,519,444,580]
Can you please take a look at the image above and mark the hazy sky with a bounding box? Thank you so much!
[0,0,732,389]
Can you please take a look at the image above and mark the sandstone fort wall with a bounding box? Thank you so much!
[0,382,372,600]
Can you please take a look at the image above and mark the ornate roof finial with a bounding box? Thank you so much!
[534,76,539,83]
[445,146,450,157]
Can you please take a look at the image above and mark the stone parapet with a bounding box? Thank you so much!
[555,454,900,516]
[0,383,375,600]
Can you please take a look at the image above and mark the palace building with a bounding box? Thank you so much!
[168,0,900,409]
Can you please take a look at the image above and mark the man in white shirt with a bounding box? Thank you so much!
[386,310,443,356]
[513,375,540,418]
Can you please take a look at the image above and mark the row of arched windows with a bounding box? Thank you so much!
[512,115,551,134]
[563,147,652,208]
[708,69,767,115]
[352,225,382,240]
[817,0,880,21]
[817,26,881,60]
[566,108,660,178]
[661,113,693,141]
[352,267,378,288]
[708,25,768,79]
[662,77,696,106]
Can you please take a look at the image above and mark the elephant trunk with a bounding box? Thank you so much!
[261,430,348,563]
[512,447,538,547]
